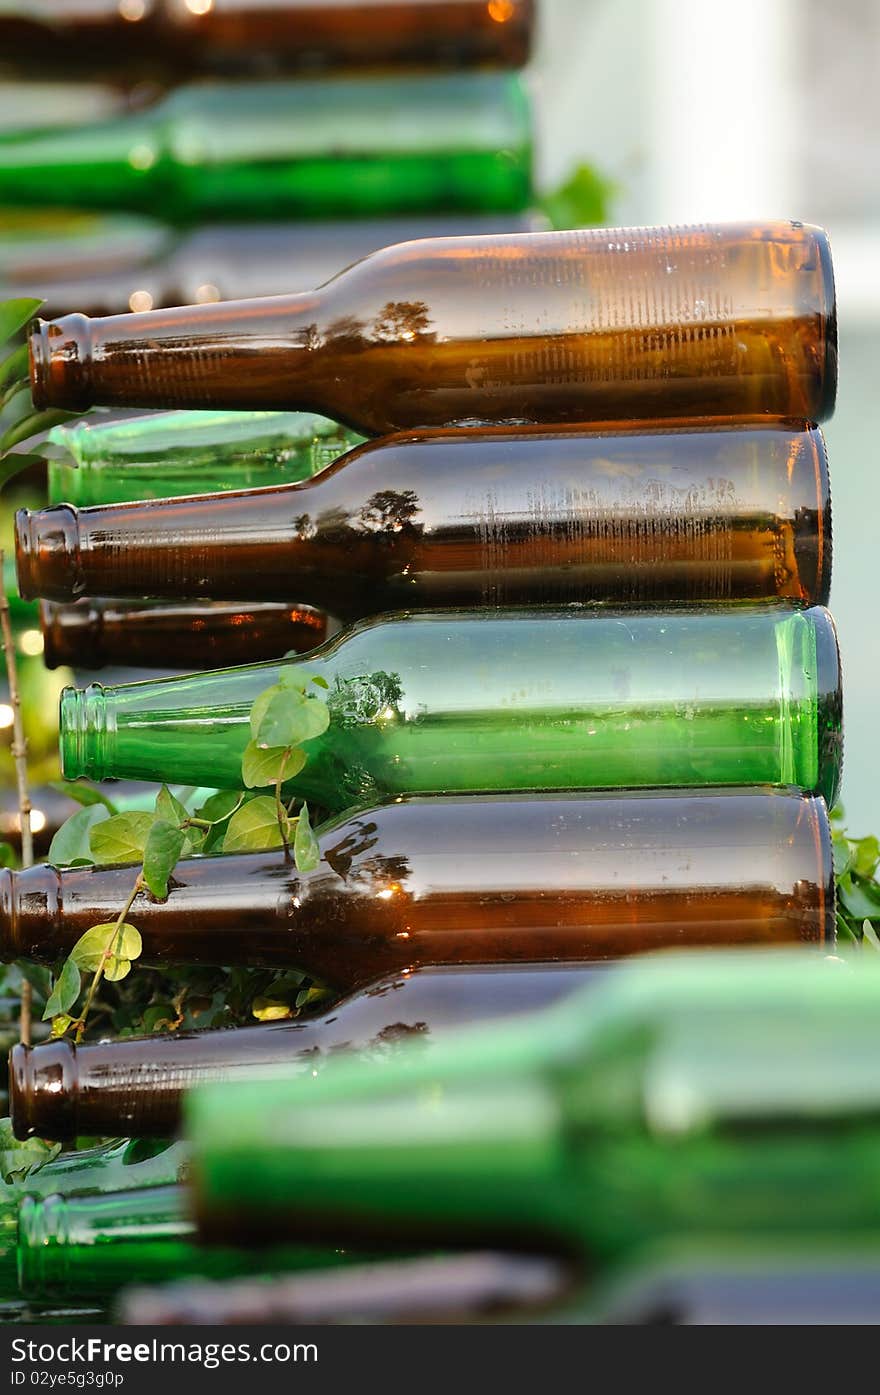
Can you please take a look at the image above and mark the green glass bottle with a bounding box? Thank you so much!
[0,73,532,223]
[0,1138,187,1289]
[16,1183,376,1303]
[187,951,880,1260]
[46,410,363,507]
[57,606,843,809]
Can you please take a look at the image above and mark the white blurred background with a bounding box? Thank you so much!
[536,0,877,829]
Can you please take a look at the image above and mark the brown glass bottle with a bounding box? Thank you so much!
[28,223,838,433]
[118,1252,569,1326]
[17,421,831,612]
[0,788,833,980]
[10,962,603,1141]
[40,599,334,671]
[0,1,533,82]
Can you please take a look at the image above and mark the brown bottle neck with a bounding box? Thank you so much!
[29,293,326,415]
[9,962,601,1141]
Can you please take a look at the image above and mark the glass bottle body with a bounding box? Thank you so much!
[0,788,834,978]
[30,421,831,609]
[29,223,837,430]
[187,952,880,1263]
[57,607,843,807]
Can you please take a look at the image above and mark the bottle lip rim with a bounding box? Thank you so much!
[810,605,844,810]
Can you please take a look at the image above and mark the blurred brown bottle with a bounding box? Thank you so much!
[40,599,334,671]
[10,962,600,1139]
[17,421,831,612]
[0,788,833,980]
[29,223,838,434]
[118,1252,569,1326]
[0,1,534,82]
[12,216,543,319]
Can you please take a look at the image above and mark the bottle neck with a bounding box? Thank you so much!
[29,293,325,415]
[40,599,331,671]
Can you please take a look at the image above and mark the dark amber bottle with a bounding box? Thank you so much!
[19,421,831,612]
[0,789,833,978]
[29,223,838,432]
[10,962,601,1140]
[40,599,333,671]
[0,1,534,81]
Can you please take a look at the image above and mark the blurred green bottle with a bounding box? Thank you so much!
[15,1183,375,1303]
[46,410,363,506]
[56,606,842,808]
[0,1137,187,1278]
[188,952,880,1260]
[0,73,532,223]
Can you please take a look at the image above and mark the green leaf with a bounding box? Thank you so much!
[0,452,45,489]
[142,819,185,900]
[832,835,854,879]
[864,920,880,952]
[155,785,189,827]
[47,804,110,867]
[49,1014,76,1040]
[251,996,294,1022]
[255,688,329,748]
[0,842,17,869]
[0,297,42,344]
[48,779,118,814]
[1,407,77,454]
[0,342,29,396]
[141,1003,178,1033]
[838,874,880,921]
[242,740,306,789]
[836,911,859,944]
[537,163,617,231]
[222,796,288,853]
[41,956,81,1021]
[70,921,142,981]
[293,801,320,873]
[0,1118,60,1185]
[89,811,155,866]
[249,683,284,738]
[195,789,242,824]
[853,835,880,880]
[311,675,329,689]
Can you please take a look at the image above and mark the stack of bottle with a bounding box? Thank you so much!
[0,214,850,1320]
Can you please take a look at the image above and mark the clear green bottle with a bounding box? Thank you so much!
[187,951,880,1260]
[0,73,532,223]
[46,410,364,507]
[58,606,843,809]
[16,1184,375,1303]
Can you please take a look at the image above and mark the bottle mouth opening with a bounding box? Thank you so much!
[59,683,111,782]
[40,601,100,672]
[14,504,84,603]
[792,426,832,607]
[28,315,93,413]
[9,1041,78,1143]
[812,607,844,810]
[815,228,838,423]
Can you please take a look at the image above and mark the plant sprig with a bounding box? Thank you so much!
[831,805,880,952]
[42,671,329,1039]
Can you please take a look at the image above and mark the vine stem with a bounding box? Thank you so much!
[0,548,33,1046]
[275,748,292,859]
[74,873,143,1043]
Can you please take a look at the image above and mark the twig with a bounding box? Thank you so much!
[0,547,32,1045]
[74,873,143,1043]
